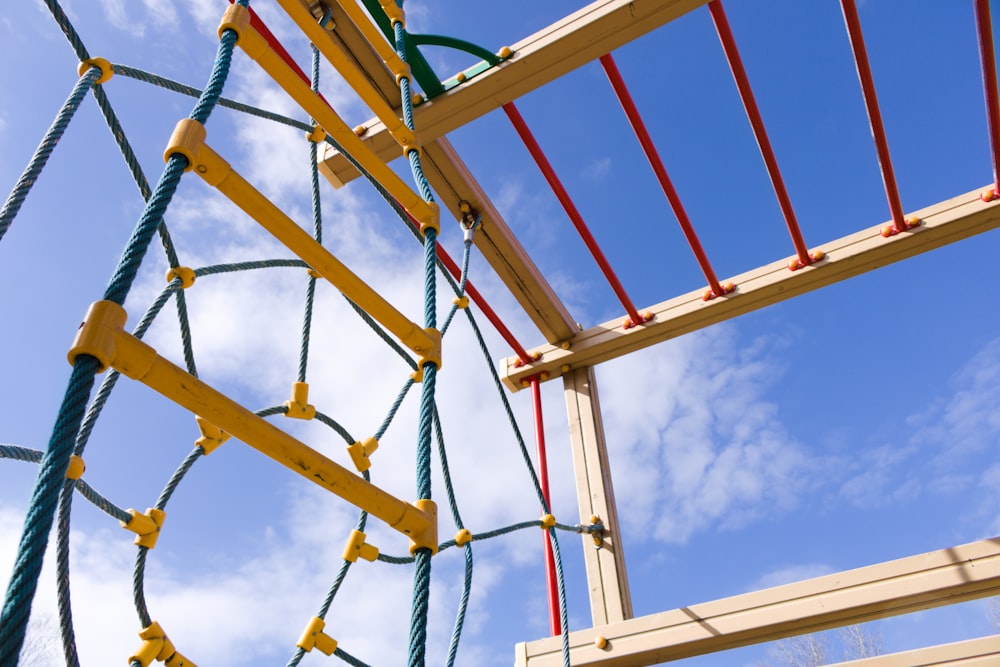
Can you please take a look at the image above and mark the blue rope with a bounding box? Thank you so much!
[0,68,99,244]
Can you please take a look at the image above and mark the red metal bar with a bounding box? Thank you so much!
[708,1,813,266]
[839,0,907,233]
[502,102,646,327]
[402,211,534,363]
[531,377,562,636]
[975,0,1000,192]
[599,53,726,296]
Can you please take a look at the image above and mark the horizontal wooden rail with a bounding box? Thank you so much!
[516,537,1000,666]
[320,0,713,186]
[503,187,1000,391]
[826,635,1000,667]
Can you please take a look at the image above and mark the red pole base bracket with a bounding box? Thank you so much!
[981,187,1000,203]
[788,250,827,271]
[702,281,737,302]
[880,217,921,238]
[622,311,654,330]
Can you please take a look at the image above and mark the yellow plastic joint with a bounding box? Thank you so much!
[78,57,114,84]
[540,514,556,529]
[394,68,412,85]
[408,499,438,555]
[128,621,195,667]
[347,437,379,473]
[410,367,424,383]
[401,139,420,159]
[283,382,316,420]
[297,616,338,655]
[342,529,379,563]
[306,125,327,143]
[165,266,196,288]
[379,0,404,26]
[454,528,472,546]
[194,415,230,455]
[219,2,251,41]
[418,201,441,236]
[452,295,469,309]
[67,300,128,372]
[65,455,86,480]
[416,327,442,372]
[122,508,166,549]
[164,118,207,172]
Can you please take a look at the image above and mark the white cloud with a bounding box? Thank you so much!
[597,326,813,544]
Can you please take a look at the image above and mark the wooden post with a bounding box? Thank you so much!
[564,366,632,626]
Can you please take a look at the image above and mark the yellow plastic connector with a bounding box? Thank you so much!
[498,46,513,59]
[297,616,338,655]
[283,382,316,420]
[65,455,85,480]
[342,529,379,563]
[588,514,603,547]
[394,68,412,86]
[410,367,424,383]
[378,0,404,26]
[163,118,206,173]
[218,2,251,41]
[347,437,379,473]
[305,125,327,143]
[78,57,114,84]
[194,415,230,455]
[129,621,197,667]
[165,266,196,289]
[540,514,556,529]
[67,300,128,372]
[416,327,442,372]
[454,528,472,546]
[122,508,166,549]
[418,201,441,236]
[452,295,469,309]
[408,499,438,555]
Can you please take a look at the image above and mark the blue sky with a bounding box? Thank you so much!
[1,1,1000,666]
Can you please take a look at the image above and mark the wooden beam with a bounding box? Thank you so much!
[422,138,578,343]
[515,537,1000,667]
[564,367,632,626]
[503,187,1000,391]
[826,635,1000,667]
[320,0,714,186]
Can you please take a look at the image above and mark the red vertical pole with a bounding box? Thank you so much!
[839,0,908,233]
[975,0,1000,193]
[531,377,561,636]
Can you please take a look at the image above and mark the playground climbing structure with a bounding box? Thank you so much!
[2,1,1000,666]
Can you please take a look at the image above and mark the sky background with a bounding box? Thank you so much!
[2,1,1000,666]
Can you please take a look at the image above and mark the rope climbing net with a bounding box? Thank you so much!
[0,2,591,665]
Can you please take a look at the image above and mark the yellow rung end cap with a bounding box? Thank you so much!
[342,529,379,563]
[347,437,379,473]
[67,300,128,372]
[78,57,114,84]
[194,415,230,455]
[379,0,404,26]
[297,616,338,655]
[283,382,316,420]
[218,2,251,41]
[129,621,173,666]
[65,455,86,480]
[454,528,472,546]
[540,514,556,529]
[306,125,327,143]
[165,266,196,289]
[165,650,197,667]
[122,508,166,549]
[452,295,469,309]
[416,327,442,372]
[164,119,206,172]
[418,201,441,236]
[408,499,438,555]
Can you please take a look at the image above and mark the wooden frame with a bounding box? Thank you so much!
[319,0,714,187]
[515,538,1000,666]
[503,186,1000,391]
